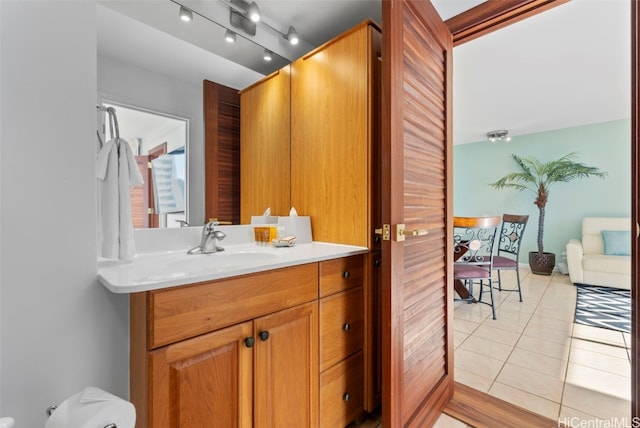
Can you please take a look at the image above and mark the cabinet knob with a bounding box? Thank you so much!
[259,331,270,341]
[342,271,351,279]
[343,323,351,332]
[374,259,381,268]
[343,393,351,402]
[374,236,381,244]
[244,337,255,348]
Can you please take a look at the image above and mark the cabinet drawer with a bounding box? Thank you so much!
[319,254,364,297]
[320,287,363,371]
[320,351,364,428]
[147,263,318,348]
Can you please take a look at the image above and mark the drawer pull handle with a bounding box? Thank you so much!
[343,271,351,279]
[259,331,270,341]
[343,323,351,332]
[343,393,351,402]
[244,337,255,348]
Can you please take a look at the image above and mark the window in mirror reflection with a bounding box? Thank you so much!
[102,102,188,228]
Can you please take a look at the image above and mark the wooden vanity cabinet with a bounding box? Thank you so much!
[239,65,291,223]
[319,255,366,427]
[130,263,319,428]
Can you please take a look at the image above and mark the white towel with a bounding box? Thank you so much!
[97,138,143,261]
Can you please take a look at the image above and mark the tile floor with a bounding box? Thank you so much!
[355,268,632,428]
[454,268,632,427]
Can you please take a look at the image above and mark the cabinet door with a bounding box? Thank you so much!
[149,321,253,427]
[254,302,319,428]
[240,66,291,223]
[291,24,373,247]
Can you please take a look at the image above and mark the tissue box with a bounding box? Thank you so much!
[277,216,312,244]
[250,216,279,225]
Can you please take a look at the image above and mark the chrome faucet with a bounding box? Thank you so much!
[187,221,226,254]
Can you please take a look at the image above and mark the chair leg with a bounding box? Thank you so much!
[516,268,523,302]
[477,280,483,303]
[497,270,502,291]
[467,280,474,304]
[488,279,496,320]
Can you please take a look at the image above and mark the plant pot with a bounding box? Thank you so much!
[528,251,555,275]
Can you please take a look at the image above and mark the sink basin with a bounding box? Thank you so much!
[170,250,280,268]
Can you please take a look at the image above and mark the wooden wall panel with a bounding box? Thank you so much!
[204,80,241,225]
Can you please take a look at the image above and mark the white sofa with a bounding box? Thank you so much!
[566,217,631,290]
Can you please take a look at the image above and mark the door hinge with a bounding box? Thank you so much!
[148,162,153,169]
[148,208,155,215]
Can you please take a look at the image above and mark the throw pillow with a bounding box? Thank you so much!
[601,230,631,256]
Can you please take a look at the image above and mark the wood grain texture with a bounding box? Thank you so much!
[364,251,382,411]
[291,23,380,247]
[253,301,319,428]
[319,286,364,371]
[381,0,453,426]
[148,322,253,427]
[445,382,561,428]
[204,80,241,225]
[319,254,365,298]
[320,351,365,428]
[148,263,318,348]
[240,67,291,223]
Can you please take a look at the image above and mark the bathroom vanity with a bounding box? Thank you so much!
[98,238,368,428]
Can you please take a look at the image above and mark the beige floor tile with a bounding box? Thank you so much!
[453,318,481,335]
[506,348,568,380]
[453,367,493,393]
[558,406,634,428]
[533,305,576,322]
[569,346,630,378]
[527,313,574,331]
[458,335,514,361]
[562,383,631,421]
[522,323,573,345]
[495,362,565,403]
[434,413,471,428]
[453,331,469,349]
[516,335,571,361]
[570,338,630,359]
[572,324,626,347]
[565,362,631,401]
[455,348,504,381]
[484,313,530,334]
[488,382,560,420]
[472,324,521,347]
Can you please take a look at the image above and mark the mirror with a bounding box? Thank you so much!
[100,102,188,228]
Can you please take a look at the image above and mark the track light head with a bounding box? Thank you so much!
[179,6,193,22]
[263,49,272,61]
[225,29,236,43]
[486,130,511,142]
[248,1,261,23]
[286,26,299,45]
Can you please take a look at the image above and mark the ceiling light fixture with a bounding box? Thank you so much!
[225,29,237,43]
[285,26,299,45]
[263,49,273,61]
[179,5,193,22]
[248,1,261,22]
[487,130,511,142]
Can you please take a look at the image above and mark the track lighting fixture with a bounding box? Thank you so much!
[179,5,193,22]
[487,130,511,142]
[248,1,261,23]
[225,29,236,43]
[286,26,299,45]
[263,49,272,61]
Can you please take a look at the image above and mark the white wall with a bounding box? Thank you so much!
[98,54,205,226]
[1,1,129,426]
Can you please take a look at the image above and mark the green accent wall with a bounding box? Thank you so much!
[453,119,631,262]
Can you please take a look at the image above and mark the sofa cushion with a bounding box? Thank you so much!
[601,230,631,256]
[583,254,630,275]
[581,217,630,255]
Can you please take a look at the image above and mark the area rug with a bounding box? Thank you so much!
[574,284,631,333]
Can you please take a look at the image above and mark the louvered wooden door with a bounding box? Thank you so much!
[381,1,454,426]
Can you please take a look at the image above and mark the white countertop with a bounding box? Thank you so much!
[98,242,368,294]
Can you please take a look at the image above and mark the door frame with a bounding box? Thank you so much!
[445,0,638,418]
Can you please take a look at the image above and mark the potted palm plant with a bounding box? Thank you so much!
[490,152,606,275]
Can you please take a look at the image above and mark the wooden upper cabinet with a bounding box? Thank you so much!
[291,22,381,247]
[240,66,291,223]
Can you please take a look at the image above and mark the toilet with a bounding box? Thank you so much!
[44,387,135,428]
